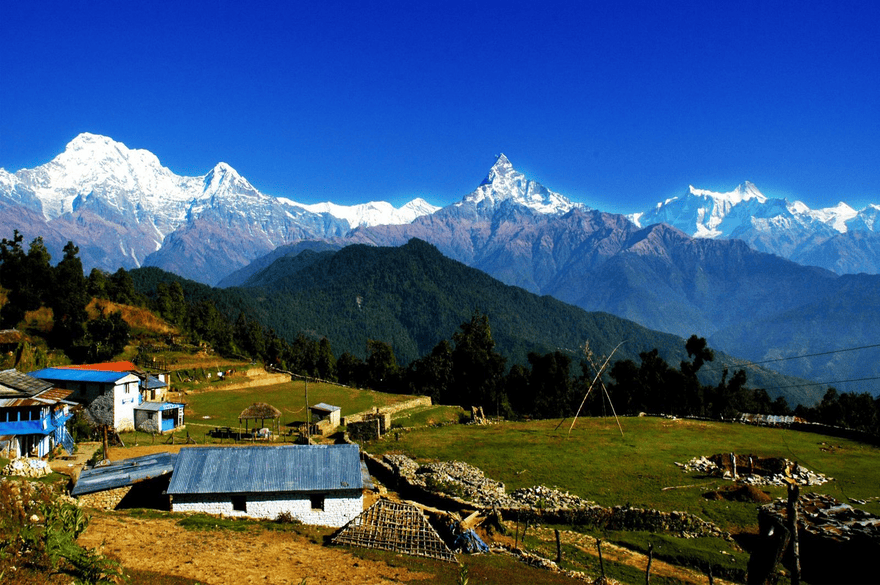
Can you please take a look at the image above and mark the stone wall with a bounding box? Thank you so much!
[77,486,132,510]
[368,452,729,539]
[343,396,431,425]
[348,419,382,442]
[171,490,363,527]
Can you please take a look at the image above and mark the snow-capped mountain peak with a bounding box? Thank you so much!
[687,181,767,206]
[282,197,440,228]
[202,162,256,196]
[461,154,578,214]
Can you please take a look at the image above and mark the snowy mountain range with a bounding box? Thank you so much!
[3,134,880,387]
[630,182,880,274]
[0,133,437,279]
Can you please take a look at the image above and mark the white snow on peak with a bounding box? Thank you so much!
[459,154,578,214]
[688,181,767,206]
[802,201,857,233]
[284,197,440,227]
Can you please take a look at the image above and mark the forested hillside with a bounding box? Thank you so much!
[130,239,820,406]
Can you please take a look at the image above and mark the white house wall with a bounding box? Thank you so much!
[171,491,363,527]
[112,380,140,432]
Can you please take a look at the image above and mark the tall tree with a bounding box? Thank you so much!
[50,242,89,356]
[365,339,399,391]
[450,313,507,414]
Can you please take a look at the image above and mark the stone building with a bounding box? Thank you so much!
[167,444,364,527]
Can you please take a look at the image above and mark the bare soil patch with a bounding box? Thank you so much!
[79,513,434,585]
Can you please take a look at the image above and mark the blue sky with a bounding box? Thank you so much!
[2,1,878,213]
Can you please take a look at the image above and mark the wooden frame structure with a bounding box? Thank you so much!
[332,498,457,562]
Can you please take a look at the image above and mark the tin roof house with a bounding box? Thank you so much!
[29,367,141,432]
[60,361,170,401]
[30,362,184,433]
[0,369,75,458]
[167,444,365,527]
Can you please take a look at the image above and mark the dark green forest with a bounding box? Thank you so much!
[4,231,878,433]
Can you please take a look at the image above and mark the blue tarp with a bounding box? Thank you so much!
[451,527,490,554]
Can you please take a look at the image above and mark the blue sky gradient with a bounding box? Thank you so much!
[2,1,878,213]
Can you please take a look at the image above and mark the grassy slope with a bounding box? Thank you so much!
[365,416,880,531]
[139,379,416,439]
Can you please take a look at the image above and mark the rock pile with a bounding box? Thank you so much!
[381,453,727,539]
[763,493,880,542]
[508,485,595,510]
[3,457,51,478]
[676,454,830,486]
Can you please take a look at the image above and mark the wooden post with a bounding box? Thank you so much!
[514,513,520,549]
[555,529,562,564]
[645,543,653,585]
[596,538,606,580]
[787,482,801,585]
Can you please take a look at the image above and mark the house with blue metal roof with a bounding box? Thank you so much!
[134,401,186,434]
[0,369,76,458]
[29,367,141,431]
[167,444,365,527]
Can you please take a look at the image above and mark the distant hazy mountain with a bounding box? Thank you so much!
[0,133,436,282]
[630,182,880,274]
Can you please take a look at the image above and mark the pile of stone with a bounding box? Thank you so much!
[415,459,507,506]
[508,485,595,510]
[763,492,880,541]
[3,457,51,478]
[381,453,727,539]
[676,454,830,487]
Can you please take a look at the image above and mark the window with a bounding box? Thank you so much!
[231,495,246,512]
[310,494,325,511]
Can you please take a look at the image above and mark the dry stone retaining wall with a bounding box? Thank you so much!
[343,397,431,425]
[375,453,728,539]
[77,485,132,510]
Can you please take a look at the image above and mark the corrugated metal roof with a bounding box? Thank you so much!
[312,403,341,412]
[72,452,178,496]
[135,401,184,412]
[144,375,167,389]
[30,368,139,384]
[166,444,363,496]
[59,361,140,372]
[0,369,53,397]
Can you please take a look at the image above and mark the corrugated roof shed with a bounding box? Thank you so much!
[144,375,167,389]
[166,444,363,495]
[135,401,184,412]
[30,368,138,384]
[312,403,341,412]
[71,452,178,496]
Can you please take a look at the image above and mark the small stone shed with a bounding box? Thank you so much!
[167,444,364,527]
[134,401,185,434]
[309,403,341,436]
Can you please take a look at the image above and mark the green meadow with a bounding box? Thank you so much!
[365,415,880,530]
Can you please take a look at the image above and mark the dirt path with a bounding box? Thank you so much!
[80,514,433,585]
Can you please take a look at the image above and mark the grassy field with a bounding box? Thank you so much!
[364,415,880,531]
[121,379,419,444]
